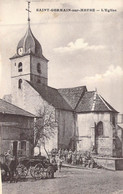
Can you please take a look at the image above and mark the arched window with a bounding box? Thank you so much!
[18,79,22,89]
[37,63,41,73]
[18,62,23,72]
[96,121,103,137]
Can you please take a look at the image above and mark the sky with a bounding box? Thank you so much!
[0,0,123,113]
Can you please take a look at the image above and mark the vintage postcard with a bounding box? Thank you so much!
[0,0,123,194]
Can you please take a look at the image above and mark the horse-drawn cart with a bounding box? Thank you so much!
[0,154,57,182]
[17,156,57,179]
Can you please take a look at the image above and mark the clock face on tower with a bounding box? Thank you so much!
[18,48,23,55]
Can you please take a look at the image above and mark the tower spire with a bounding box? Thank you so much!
[26,1,31,25]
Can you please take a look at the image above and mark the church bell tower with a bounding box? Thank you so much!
[10,2,48,102]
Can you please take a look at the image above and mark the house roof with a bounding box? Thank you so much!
[58,86,87,109]
[0,99,35,117]
[27,81,73,111]
[76,91,118,113]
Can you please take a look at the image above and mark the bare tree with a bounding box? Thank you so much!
[32,105,58,157]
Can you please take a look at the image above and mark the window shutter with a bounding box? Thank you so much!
[18,141,21,156]
[26,141,29,156]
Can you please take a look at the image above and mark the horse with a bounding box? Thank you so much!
[0,154,19,182]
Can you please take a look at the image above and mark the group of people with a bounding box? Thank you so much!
[50,148,96,168]
[50,154,63,172]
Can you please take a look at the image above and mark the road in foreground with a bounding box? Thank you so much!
[2,167,123,194]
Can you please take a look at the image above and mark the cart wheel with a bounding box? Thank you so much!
[16,164,28,178]
[46,166,54,179]
[34,163,44,179]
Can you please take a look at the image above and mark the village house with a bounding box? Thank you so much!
[3,6,123,159]
[0,99,35,157]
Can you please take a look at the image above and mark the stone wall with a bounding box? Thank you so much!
[13,80,58,152]
[56,110,76,150]
[30,55,48,85]
[11,80,76,152]
[0,114,34,156]
[11,55,30,78]
[77,112,116,156]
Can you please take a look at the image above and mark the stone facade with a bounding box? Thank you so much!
[11,79,76,152]
[0,113,34,157]
[10,54,48,94]
[77,112,118,157]
[56,109,76,150]
[30,55,48,85]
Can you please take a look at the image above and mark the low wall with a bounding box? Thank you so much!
[94,156,123,170]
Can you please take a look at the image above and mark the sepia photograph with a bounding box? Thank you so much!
[0,0,123,193]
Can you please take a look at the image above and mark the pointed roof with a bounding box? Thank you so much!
[76,91,118,113]
[0,99,35,117]
[17,24,42,58]
[10,24,48,61]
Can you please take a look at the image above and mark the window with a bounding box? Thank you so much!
[21,141,26,152]
[18,79,22,89]
[18,62,22,72]
[37,63,41,73]
[18,141,26,156]
[96,121,103,137]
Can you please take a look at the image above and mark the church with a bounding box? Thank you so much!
[4,3,123,158]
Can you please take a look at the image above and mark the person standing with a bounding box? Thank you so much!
[56,155,63,172]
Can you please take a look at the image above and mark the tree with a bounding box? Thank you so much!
[33,105,58,157]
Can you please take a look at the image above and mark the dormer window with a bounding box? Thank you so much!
[18,62,23,72]
[18,79,22,89]
[37,63,41,73]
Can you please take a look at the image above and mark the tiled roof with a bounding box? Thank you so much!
[0,99,35,117]
[26,81,118,113]
[76,91,118,113]
[27,82,73,111]
[76,91,94,112]
[58,86,87,109]
[94,94,118,112]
